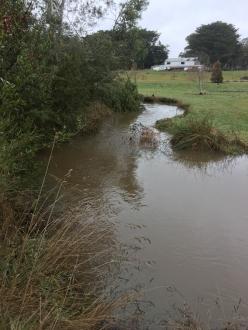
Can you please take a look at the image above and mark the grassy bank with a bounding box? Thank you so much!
[131,70,248,153]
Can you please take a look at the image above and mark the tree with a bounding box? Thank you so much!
[110,0,149,69]
[0,0,142,186]
[45,0,113,35]
[211,61,223,83]
[135,29,168,68]
[113,0,149,31]
[105,27,167,69]
[184,21,241,67]
[237,38,248,69]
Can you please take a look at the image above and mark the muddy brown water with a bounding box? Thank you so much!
[47,104,248,327]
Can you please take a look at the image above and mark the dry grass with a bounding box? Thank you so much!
[0,191,129,329]
[156,115,248,154]
[170,116,228,152]
[139,127,159,148]
[81,102,112,135]
[0,141,133,330]
[130,123,159,148]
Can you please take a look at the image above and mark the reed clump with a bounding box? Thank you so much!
[170,116,228,152]
[157,115,248,154]
[139,127,159,147]
[81,102,112,135]
[0,193,128,330]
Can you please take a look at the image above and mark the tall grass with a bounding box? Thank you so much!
[157,115,248,154]
[170,116,228,152]
[139,127,159,148]
[0,142,132,329]
[0,190,129,329]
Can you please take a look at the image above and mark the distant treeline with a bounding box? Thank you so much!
[180,21,248,69]
[88,28,168,70]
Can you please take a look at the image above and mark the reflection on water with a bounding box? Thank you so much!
[46,103,248,328]
[172,149,241,179]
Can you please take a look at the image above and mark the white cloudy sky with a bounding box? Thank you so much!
[97,0,248,57]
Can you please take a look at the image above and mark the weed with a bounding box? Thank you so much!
[139,127,159,147]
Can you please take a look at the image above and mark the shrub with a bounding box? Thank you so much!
[97,78,141,113]
[0,127,43,193]
[211,61,223,83]
[0,3,141,191]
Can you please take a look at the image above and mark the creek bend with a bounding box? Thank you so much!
[47,103,248,326]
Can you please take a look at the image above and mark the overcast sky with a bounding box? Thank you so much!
[97,0,248,57]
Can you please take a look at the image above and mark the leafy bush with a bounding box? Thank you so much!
[97,78,141,113]
[0,127,43,192]
[0,3,141,190]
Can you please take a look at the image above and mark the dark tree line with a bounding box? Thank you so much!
[181,21,248,69]
[88,28,168,70]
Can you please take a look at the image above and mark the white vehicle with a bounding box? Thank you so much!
[152,57,202,71]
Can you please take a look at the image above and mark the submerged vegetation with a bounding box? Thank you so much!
[139,127,159,147]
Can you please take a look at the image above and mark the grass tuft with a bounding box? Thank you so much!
[0,191,129,329]
[156,115,248,154]
[156,116,248,154]
[139,127,159,148]
[170,116,227,152]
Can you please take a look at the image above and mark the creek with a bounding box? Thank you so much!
[48,103,248,327]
